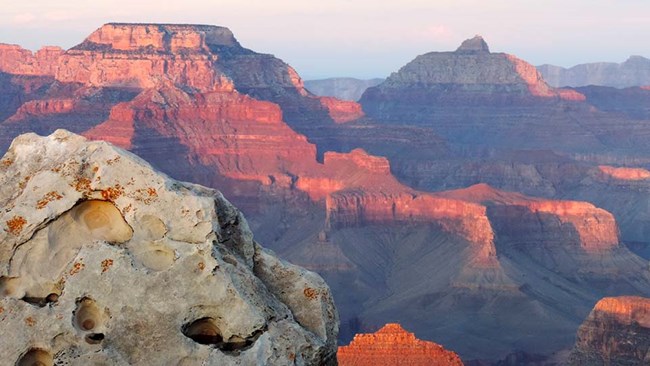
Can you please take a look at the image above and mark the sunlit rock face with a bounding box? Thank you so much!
[337,323,464,366]
[0,23,363,154]
[0,44,63,76]
[570,296,650,365]
[0,130,338,365]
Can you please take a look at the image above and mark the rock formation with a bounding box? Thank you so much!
[570,296,650,365]
[337,323,464,365]
[0,130,338,365]
[0,44,63,76]
[4,24,650,363]
[538,56,650,88]
[304,78,384,101]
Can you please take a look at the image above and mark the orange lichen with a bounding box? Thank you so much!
[1,158,13,167]
[73,177,92,192]
[101,184,123,201]
[147,187,158,197]
[5,216,27,235]
[101,259,114,273]
[197,262,205,271]
[69,261,85,276]
[92,166,99,173]
[24,317,36,326]
[36,191,63,209]
[122,203,133,214]
[304,287,318,300]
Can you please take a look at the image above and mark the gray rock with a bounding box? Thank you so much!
[0,129,338,366]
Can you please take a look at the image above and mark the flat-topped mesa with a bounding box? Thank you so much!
[0,44,63,76]
[570,296,650,365]
[441,184,620,253]
[455,35,490,53]
[77,23,240,53]
[338,323,464,366]
[54,23,240,90]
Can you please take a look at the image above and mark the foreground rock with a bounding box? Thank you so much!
[0,130,338,365]
[570,296,650,365]
[338,323,463,365]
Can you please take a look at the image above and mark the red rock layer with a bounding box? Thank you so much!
[6,99,76,122]
[338,323,464,366]
[318,97,364,123]
[597,165,650,181]
[438,184,620,252]
[506,54,586,101]
[590,296,650,327]
[84,83,317,185]
[0,44,63,76]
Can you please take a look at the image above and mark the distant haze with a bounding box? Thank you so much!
[1,0,650,79]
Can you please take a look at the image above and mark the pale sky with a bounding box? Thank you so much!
[1,0,648,79]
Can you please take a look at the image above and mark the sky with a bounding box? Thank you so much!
[1,0,649,79]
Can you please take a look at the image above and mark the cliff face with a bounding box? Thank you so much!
[338,323,464,366]
[0,44,63,76]
[539,56,650,88]
[570,296,650,365]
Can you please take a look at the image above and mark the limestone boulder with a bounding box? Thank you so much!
[0,129,338,365]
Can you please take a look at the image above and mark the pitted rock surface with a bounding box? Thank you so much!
[0,130,338,366]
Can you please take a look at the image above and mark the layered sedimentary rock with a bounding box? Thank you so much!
[539,56,650,88]
[83,83,317,188]
[0,23,362,154]
[0,44,63,76]
[359,36,650,153]
[337,323,463,366]
[0,130,338,365]
[570,296,650,365]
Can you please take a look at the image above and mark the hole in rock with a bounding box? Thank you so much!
[71,200,133,243]
[183,318,223,345]
[16,348,53,366]
[74,297,102,331]
[45,293,59,304]
[85,333,105,344]
[182,318,264,353]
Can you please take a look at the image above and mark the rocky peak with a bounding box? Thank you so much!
[77,23,240,53]
[337,323,464,365]
[456,35,490,53]
[570,296,650,365]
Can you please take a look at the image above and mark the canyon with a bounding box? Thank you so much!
[2,24,650,364]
